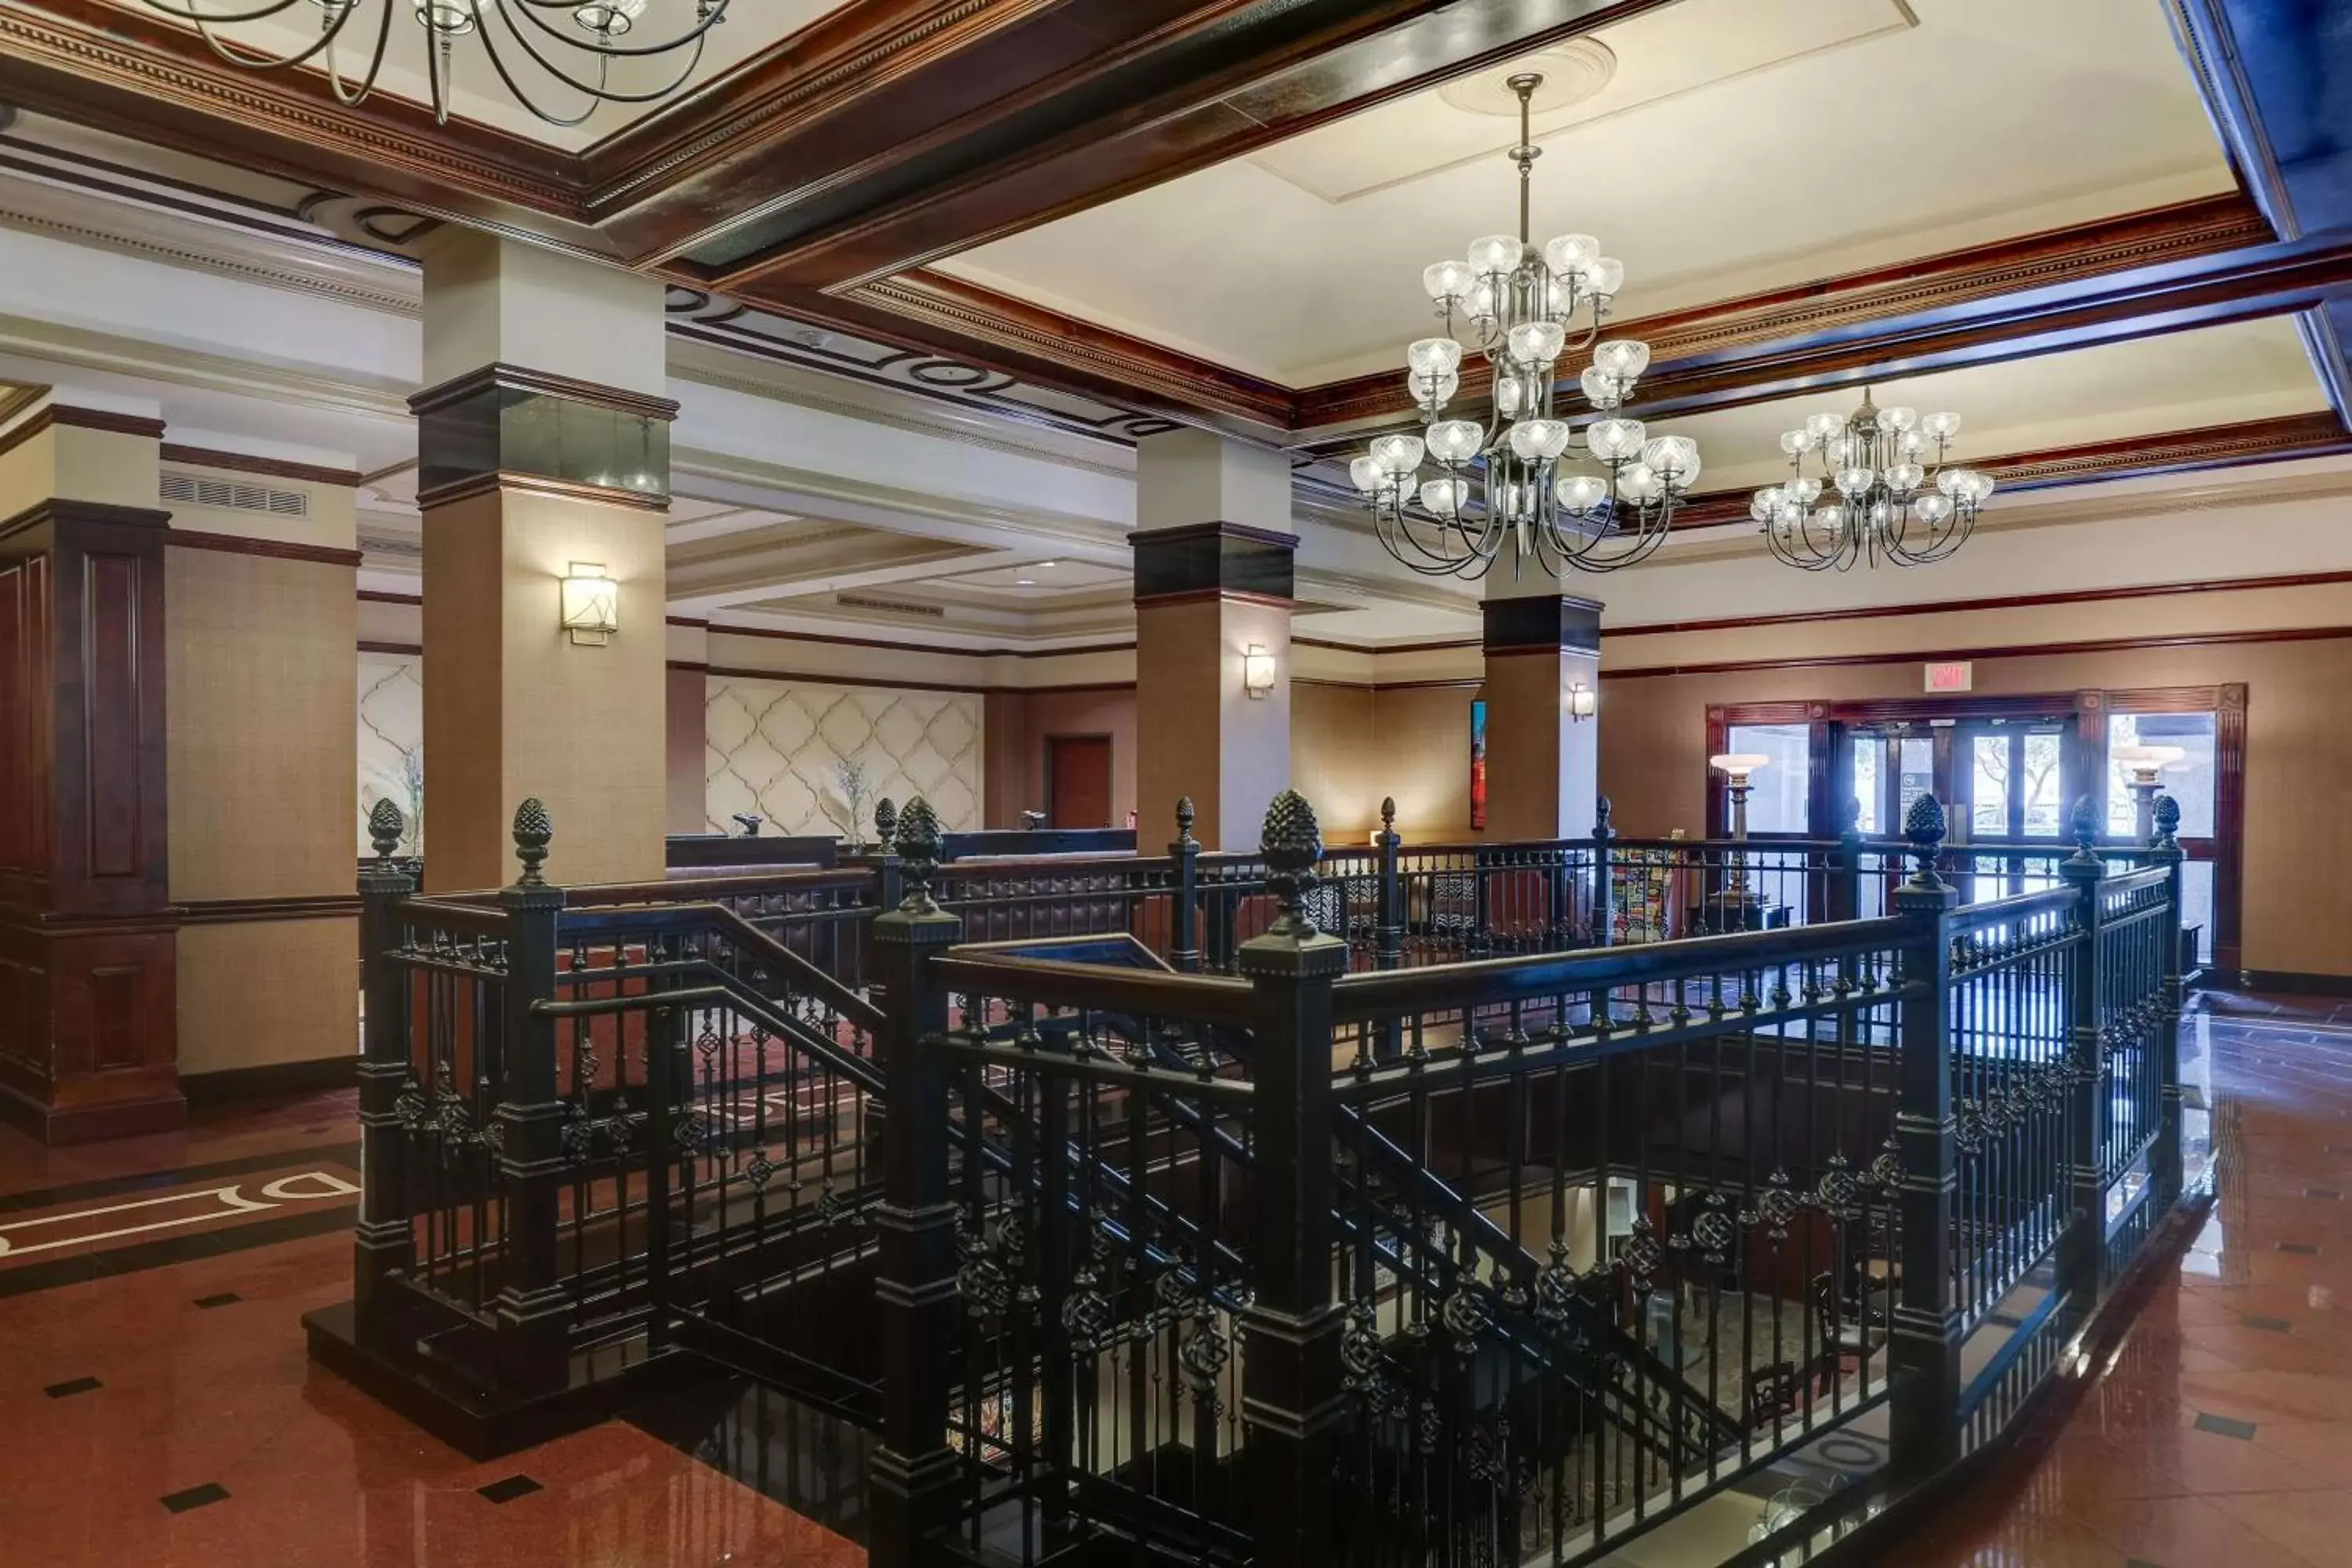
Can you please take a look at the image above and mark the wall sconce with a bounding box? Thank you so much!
[560,562,619,646]
[1566,681,1597,722]
[1243,643,1276,699]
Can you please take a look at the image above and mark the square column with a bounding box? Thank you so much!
[416,233,673,891]
[0,398,180,1141]
[1131,430,1296,851]
[1479,582,1602,841]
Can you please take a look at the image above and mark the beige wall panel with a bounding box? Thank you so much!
[1137,599,1228,846]
[667,663,707,834]
[421,490,506,889]
[984,691,1030,827]
[706,630,989,690]
[358,593,421,647]
[1368,686,1479,840]
[1022,688,1139,829]
[167,549,357,902]
[0,421,56,509]
[176,918,356,1075]
[1291,684,1378,838]
[1599,632,2352,977]
[55,426,159,510]
[705,674,982,837]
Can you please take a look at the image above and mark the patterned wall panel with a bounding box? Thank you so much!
[705,677,982,839]
[358,652,423,855]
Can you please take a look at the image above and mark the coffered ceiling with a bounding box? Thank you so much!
[935,0,2234,385]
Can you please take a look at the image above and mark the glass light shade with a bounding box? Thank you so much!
[1592,339,1650,378]
[1409,368,1460,408]
[1751,488,1782,522]
[1876,405,1919,433]
[1885,462,1925,493]
[1507,419,1573,462]
[1780,429,1814,456]
[1567,681,1597,720]
[1424,260,1475,302]
[1407,337,1465,376]
[560,562,619,646]
[1556,470,1611,513]
[1869,499,1892,527]
[1420,477,1468,517]
[1709,752,1772,780]
[1957,470,1995,503]
[1805,411,1846,442]
[1587,416,1646,461]
[1815,504,1847,535]
[1835,466,1875,496]
[1914,492,1955,524]
[1642,435,1700,489]
[1425,419,1484,463]
[1508,321,1567,365]
[1618,462,1664,503]
[1922,411,1962,440]
[1349,456,1386,495]
[1496,377,1525,415]
[1585,256,1625,295]
[1468,234,1523,273]
[1243,644,1276,699]
[1899,430,1926,456]
[1580,366,1624,408]
[1543,234,1600,274]
[575,0,648,31]
[2111,743,2186,775]
[1776,501,1802,528]
[1466,281,1500,321]
[1786,476,1824,504]
[1371,433,1425,476]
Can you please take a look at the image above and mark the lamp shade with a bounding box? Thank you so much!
[1243,644,1276,699]
[560,563,619,646]
[1708,752,1771,780]
[2111,743,2185,778]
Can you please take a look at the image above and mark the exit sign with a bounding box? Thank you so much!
[1925,661,1973,692]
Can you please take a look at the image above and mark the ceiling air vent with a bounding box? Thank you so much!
[835,592,945,619]
[161,469,309,518]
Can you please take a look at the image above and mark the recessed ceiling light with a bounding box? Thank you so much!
[1041,560,1058,567]
[1016,578,1037,586]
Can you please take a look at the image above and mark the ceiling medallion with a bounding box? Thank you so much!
[1350,72,1699,579]
[1751,390,1994,571]
[137,1,730,128]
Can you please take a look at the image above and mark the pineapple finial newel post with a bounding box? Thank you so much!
[1261,789,1326,939]
[510,797,554,888]
[2152,793,2181,852]
[1174,795,1199,853]
[1901,793,1947,893]
[2068,793,2103,866]
[892,796,944,915]
[368,798,405,861]
[873,797,898,852]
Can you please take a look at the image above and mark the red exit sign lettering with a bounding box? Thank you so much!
[1925,660,1973,692]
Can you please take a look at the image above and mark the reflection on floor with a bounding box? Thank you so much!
[0,991,2347,1566]
[1891,990,2352,1568]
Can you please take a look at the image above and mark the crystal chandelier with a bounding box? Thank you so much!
[137,1,729,127]
[1751,389,1994,571]
[1349,72,1699,579]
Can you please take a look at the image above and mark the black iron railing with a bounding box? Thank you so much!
[333,783,2186,1568]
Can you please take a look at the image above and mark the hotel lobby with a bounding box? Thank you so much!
[2,2,2351,1564]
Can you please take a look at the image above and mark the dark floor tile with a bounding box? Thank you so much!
[42,1375,100,1397]
[160,1483,228,1513]
[476,1475,543,1504]
[2193,1411,2258,1440]
[2276,1242,2321,1255]
[193,1291,241,1308]
[2241,1314,2293,1332]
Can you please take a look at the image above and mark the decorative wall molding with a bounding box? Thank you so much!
[161,445,361,488]
[703,673,982,837]
[1609,622,2352,680]
[165,530,361,569]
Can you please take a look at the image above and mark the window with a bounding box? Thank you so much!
[2107,713,2216,838]
[1852,739,1882,834]
[1726,723,1811,833]
[1897,737,1933,825]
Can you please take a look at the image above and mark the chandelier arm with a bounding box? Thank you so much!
[1377,503,1483,575]
[321,0,398,107]
[471,8,611,127]
[162,0,365,76]
[499,0,735,61]
[485,2,714,110]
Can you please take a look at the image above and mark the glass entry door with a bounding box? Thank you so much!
[1952,720,2071,898]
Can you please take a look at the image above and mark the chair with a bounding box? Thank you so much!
[1745,1361,1803,1430]
[1809,1271,1875,1371]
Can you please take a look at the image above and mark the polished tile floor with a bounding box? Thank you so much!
[1,993,2347,1566]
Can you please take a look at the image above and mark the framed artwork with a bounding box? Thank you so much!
[1469,699,1488,830]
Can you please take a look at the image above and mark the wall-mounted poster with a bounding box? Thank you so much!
[1469,699,1488,830]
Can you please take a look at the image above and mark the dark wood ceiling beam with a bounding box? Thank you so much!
[2169,0,2352,432]
[1657,411,2352,532]
[710,0,1683,290]
[1288,193,2277,441]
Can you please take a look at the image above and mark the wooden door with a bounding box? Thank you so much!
[1047,735,1113,828]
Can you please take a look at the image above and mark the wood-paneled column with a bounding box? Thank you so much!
[0,399,180,1142]
[1479,583,1602,840]
[1131,430,1295,851]
[415,231,673,891]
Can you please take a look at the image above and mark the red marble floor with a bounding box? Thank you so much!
[1895,992,2352,1568]
[3,994,2350,1566]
